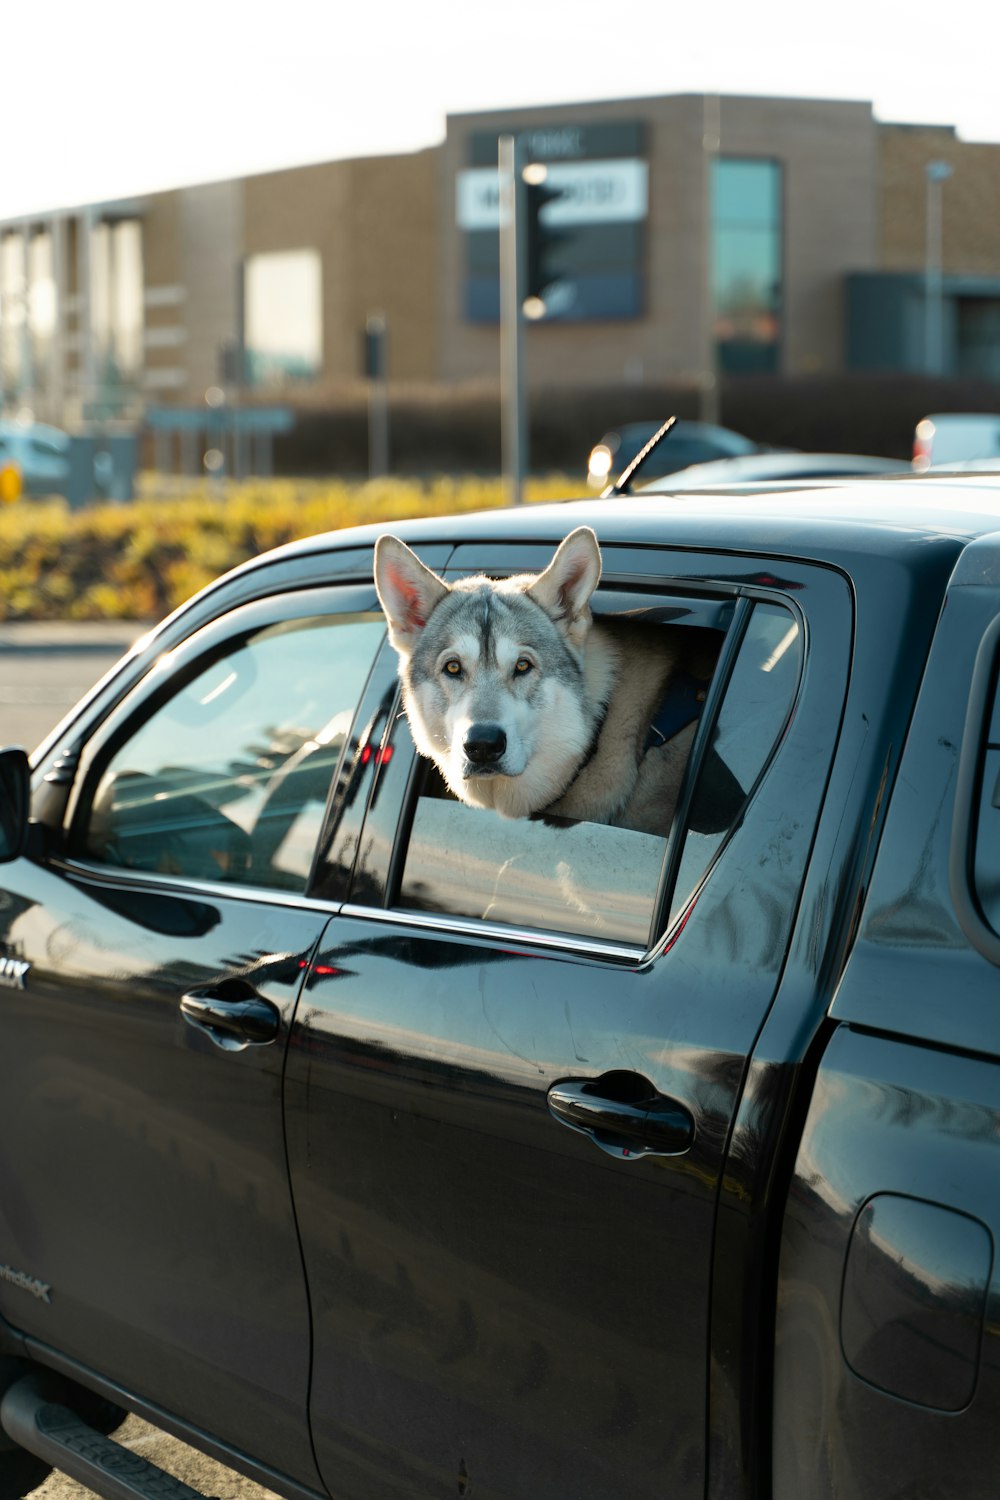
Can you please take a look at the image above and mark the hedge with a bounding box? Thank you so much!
[0,474,578,622]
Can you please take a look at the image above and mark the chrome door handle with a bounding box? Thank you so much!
[180,986,280,1048]
[547,1071,694,1160]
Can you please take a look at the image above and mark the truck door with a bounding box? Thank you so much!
[285,544,853,1500]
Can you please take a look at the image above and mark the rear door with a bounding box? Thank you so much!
[285,542,854,1500]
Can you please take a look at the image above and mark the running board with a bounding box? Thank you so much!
[1,1375,207,1500]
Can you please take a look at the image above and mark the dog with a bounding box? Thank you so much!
[374,525,734,839]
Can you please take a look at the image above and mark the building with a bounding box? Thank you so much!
[1,92,999,431]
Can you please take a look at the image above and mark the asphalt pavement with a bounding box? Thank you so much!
[0,621,146,752]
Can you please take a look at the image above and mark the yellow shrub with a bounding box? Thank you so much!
[0,474,584,620]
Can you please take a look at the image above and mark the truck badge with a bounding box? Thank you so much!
[0,956,29,991]
[0,1264,51,1303]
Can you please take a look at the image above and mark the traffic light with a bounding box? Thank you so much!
[522,165,569,320]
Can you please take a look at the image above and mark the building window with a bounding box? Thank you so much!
[244,249,322,387]
[712,158,782,374]
[91,219,144,395]
[28,230,56,371]
[0,234,26,400]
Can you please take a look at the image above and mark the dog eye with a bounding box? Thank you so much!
[442,659,462,677]
[514,657,534,675]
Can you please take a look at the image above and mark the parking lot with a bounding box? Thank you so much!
[0,623,142,753]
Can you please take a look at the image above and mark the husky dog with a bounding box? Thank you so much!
[374,526,725,838]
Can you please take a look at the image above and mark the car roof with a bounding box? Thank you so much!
[640,452,907,490]
[219,474,1000,592]
[0,420,69,445]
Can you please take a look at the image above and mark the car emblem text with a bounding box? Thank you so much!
[0,1264,51,1303]
[0,956,29,991]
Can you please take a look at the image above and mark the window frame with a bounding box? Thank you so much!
[59,584,385,904]
[950,610,1000,963]
[344,560,807,963]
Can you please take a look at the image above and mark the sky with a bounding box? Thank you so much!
[2,0,998,221]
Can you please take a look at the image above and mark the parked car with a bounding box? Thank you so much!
[5,478,1000,1500]
[587,417,761,486]
[0,419,70,498]
[913,411,1000,470]
[638,449,908,491]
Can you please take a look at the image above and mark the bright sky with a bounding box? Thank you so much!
[2,0,997,221]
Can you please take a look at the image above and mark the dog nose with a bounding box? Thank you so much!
[464,723,507,764]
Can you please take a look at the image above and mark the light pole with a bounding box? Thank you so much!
[925,159,953,375]
[700,94,721,425]
[499,134,527,506]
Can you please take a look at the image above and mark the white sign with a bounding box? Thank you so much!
[456,160,649,231]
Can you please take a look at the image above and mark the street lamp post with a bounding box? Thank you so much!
[925,160,953,375]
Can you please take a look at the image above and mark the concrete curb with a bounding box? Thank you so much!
[0,621,152,652]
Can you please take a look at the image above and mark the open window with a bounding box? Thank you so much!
[389,592,802,952]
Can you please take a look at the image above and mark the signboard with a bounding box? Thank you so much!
[459,121,648,324]
[145,406,295,433]
[457,160,648,232]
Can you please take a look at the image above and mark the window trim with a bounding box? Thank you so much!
[950,610,1000,964]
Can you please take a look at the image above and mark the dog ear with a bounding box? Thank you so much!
[374,535,449,654]
[526,527,602,644]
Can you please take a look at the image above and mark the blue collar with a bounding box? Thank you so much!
[645,671,709,750]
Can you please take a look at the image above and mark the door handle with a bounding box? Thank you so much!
[547,1071,694,1160]
[180,984,281,1049]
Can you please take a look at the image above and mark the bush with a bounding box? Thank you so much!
[0,475,577,622]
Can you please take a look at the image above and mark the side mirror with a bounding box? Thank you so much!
[0,747,31,862]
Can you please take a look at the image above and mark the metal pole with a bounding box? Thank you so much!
[499,135,527,505]
[700,95,721,426]
[366,311,389,477]
[924,160,953,376]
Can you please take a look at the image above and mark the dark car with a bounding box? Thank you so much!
[586,416,762,486]
[3,476,1000,1500]
[637,449,909,490]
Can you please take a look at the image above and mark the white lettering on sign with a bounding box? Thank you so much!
[521,128,585,160]
[456,161,649,231]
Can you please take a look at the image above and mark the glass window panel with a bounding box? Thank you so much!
[713,159,781,228]
[712,158,782,373]
[84,613,384,892]
[245,249,323,387]
[670,603,802,923]
[400,791,667,948]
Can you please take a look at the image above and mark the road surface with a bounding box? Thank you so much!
[0,622,145,752]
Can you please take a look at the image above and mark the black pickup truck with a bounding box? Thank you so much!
[1,481,999,1500]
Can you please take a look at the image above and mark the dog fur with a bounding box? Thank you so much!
[373,526,720,838]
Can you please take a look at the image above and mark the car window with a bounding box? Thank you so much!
[393,600,801,950]
[79,613,384,892]
[29,437,66,459]
[668,602,802,922]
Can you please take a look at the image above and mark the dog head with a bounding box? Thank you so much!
[374,526,603,818]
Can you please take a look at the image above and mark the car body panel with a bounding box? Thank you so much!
[775,1026,1000,1500]
[0,856,328,1488]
